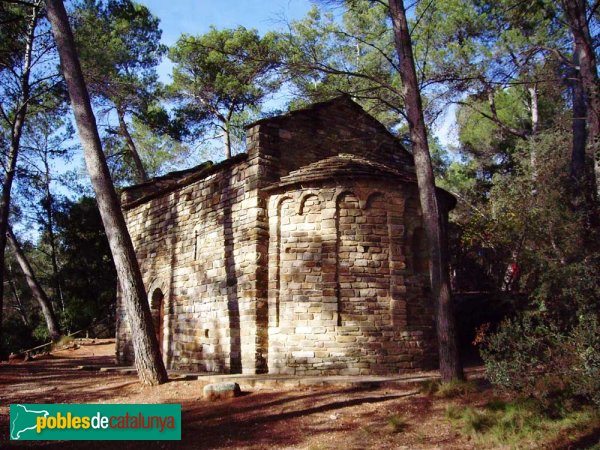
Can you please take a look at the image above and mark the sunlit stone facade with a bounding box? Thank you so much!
[116,96,455,375]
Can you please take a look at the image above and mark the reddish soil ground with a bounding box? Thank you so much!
[0,340,596,449]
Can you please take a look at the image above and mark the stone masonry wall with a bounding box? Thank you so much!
[116,154,268,374]
[267,180,437,375]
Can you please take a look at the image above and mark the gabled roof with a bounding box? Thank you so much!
[245,95,364,128]
[245,95,412,159]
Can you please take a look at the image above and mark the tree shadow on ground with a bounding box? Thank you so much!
[552,424,600,450]
[177,389,419,449]
[0,383,419,450]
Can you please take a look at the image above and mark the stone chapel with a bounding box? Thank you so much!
[115,95,455,375]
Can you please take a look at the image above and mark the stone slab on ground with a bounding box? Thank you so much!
[203,382,242,401]
[93,366,485,391]
[194,367,485,391]
[197,374,440,391]
[98,366,137,375]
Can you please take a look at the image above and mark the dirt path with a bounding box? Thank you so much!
[0,341,476,449]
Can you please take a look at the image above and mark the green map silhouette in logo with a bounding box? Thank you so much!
[10,404,49,439]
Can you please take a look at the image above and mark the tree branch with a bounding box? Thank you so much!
[455,100,530,139]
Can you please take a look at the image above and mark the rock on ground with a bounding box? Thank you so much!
[203,382,241,401]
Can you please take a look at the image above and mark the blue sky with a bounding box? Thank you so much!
[139,0,315,84]
[141,0,313,40]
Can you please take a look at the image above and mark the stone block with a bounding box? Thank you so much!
[203,382,242,401]
[292,351,315,358]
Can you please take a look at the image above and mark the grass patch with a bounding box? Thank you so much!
[445,404,464,421]
[435,380,478,398]
[445,397,598,448]
[387,414,407,433]
[420,379,477,398]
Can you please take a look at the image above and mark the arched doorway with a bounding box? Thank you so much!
[150,288,164,355]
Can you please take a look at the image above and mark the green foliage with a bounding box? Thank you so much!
[0,1,66,139]
[458,407,496,434]
[442,126,584,293]
[2,195,116,352]
[532,256,600,320]
[472,127,599,408]
[32,322,50,343]
[481,314,564,395]
[170,26,280,108]
[282,4,404,129]
[128,117,198,177]
[444,404,463,421]
[456,88,530,170]
[15,111,75,230]
[73,0,165,105]
[73,0,182,181]
[54,197,117,335]
[481,309,600,407]
[168,26,281,156]
[103,126,192,186]
[0,2,28,71]
[411,0,569,118]
[569,315,600,407]
[447,76,599,408]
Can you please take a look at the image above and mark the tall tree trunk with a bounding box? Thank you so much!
[223,121,232,159]
[45,0,168,385]
[7,265,30,327]
[570,55,588,198]
[223,108,234,159]
[7,228,61,341]
[529,85,539,136]
[528,85,539,186]
[388,0,463,381]
[0,3,39,359]
[42,155,65,311]
[117,107,148,183]
[562,0,600,199]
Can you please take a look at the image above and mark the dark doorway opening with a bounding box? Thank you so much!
[150,288,164,355]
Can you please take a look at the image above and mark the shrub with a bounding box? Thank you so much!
[480,311,600,407]
[532,255,600,322]
[568,315,600,406]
